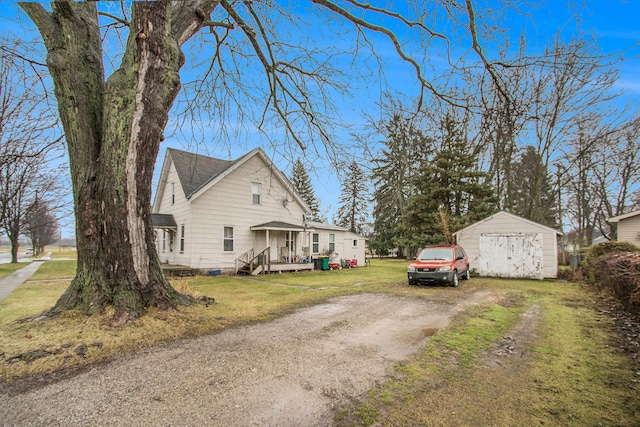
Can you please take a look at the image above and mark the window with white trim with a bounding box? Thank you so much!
[285,231,295,253]
[180,224,185,253]
[223,226,234,252]
[353,239,358,247]
[171,182,175,204]
[312,233,319,253]
[329,234,335,252]
[168,230,174,252]
[162,230,166,252]
[252,182,261,205]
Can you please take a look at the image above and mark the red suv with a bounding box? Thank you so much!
[407,245,470,287]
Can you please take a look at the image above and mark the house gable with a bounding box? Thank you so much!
[608,210,640,223]
[609,209,640,245]
[152,147,367,271]
[188,148,309,212]
[453,211,562,237]
[453,210,561,279]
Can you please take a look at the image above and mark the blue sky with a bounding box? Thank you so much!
[158,0,640,223]
[1,1,639,235]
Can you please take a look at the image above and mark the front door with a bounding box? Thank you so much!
[269,232,279,262]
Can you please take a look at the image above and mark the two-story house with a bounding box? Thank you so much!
[151,147,366,274]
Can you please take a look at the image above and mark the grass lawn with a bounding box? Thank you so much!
[1,258,639,425]
[337,278,640,426]
[0,263,29,280]
[46,248,77,260]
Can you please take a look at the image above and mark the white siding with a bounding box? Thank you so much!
[455,211,559,279]
[618,215,640,245]
[340,233,366,267]
[306,225,366,267]
[154,149,368,271]
[189,155,306,269]
[154,162,191,266]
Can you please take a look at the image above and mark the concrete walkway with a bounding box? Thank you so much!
[0,253,51,302]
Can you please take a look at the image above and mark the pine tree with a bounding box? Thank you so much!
[402,114,496,254]
[510,146,558,227]
[290,158,320,220]
[370,113,429,257]
[335,160,369,234]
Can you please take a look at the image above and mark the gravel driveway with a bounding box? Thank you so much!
[1,292,490,426]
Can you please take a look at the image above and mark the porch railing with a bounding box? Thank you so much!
[235,247,271,275]
[235,248,254,273]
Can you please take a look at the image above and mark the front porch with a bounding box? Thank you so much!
[250,261,315,275]
[235,246,315,275]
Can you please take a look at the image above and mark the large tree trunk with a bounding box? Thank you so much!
[21,1,212,323]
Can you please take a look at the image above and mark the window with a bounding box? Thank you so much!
[171,182,175,204]
[329,234,335,252]
[179,224,185,253]
[285,231,295,253]
[252,182,261,205]
[223,226,234,252]
[162,230,166,252]
[168,230,174,252]
[353,239,358,247]
[312,233,319,253]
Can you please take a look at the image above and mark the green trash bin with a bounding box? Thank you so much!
[320,256,330,271]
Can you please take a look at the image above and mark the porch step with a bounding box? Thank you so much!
[237,265,251,275]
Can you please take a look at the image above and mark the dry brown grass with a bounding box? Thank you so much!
[336,279,640,426]
[1,259,414,381]
[2,261,640,426]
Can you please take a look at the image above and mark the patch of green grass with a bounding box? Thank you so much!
[0,260,533,382]
[524,294,640,425]
[46,248,77,260]
[28,260,77,281]
[0,262,29,280]
[0,259,410,380]
[4,259,640,427]
[338,279,640,426]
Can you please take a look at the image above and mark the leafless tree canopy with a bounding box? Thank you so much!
[0,36,63,262]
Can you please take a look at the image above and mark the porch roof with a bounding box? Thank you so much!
[151,213,177,229]
[250,221,307,231]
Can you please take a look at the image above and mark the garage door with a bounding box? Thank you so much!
[478,233,544,279]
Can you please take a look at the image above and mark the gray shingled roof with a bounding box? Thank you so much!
[151,213,177,228]
[168,148,239,199]
[251,221,306,230]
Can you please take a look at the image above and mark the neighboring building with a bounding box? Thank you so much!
[453,211,562,279]
[151,147,366,274]
[608,210,640,246]
[305,220,367,267]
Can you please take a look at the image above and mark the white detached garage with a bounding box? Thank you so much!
[453,211,562,279]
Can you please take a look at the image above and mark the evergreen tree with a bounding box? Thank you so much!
[510,146,558,227]
[402,114,497,254]
[335,160,369,234]
[291,158,320,220]
[370,113,429,257]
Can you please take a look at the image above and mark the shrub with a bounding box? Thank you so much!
[582,242,640,284]
[585,241,640,262]
[587,252,640,314]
